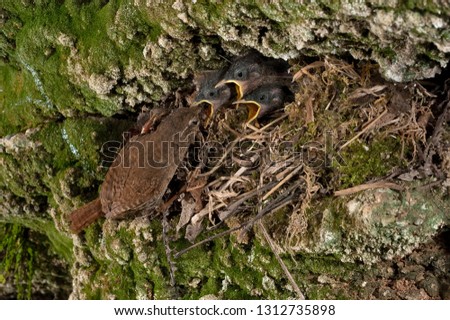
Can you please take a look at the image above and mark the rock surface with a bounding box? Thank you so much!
[1,1,449,299]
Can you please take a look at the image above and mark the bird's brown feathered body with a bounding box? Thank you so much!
[69,198,103,233]
[69,106,203,233]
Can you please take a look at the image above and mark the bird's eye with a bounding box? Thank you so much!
[189,118,199,126]
[237,71,243,78]
[209,91,215,97]
[259,95,266,101]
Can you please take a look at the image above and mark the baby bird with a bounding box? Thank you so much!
[191,69,236,124]
[215,50,290,100]
[234,83,293,124]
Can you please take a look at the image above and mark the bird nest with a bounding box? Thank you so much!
[169,56,448,260]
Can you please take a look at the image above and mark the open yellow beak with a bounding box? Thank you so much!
[215,79,247,100]
[191,100,214,127]
[192,99,209,107]
[233,100,261,124]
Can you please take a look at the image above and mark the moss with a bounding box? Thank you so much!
[35,116,132,179]
[79,219,172,299]
[0,221,72,298]
[1,117,126,200]
[107,263,137,299]
[305,285,332,299]
[377,46,400,61]
[83,220,104,246]
[0,116,132,275]
[65,0,161,70]
[298,254,353,276]
[189,1,229,27]
[76,223,296,300]
[71,204,412,299]
[286,253,361,299]
[0,63,57,136]
[1,215,73,263]
[33,123,77,171]
[334,137,407,189]
[174,241,216,285]
[82,262,138,299]
[197,276,220,298]
[0,223,35,299]
[395,0,448,15]
[0,154,44,198]
[10,3,83,112]
[441,29,450,42]
[174,231,291,299]
[256,2,307,22]
[2,0,165,117]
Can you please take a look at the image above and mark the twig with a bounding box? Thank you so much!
[198,138,239,177]
[263,165,303,201]
[292,61,325,82]
[216,182,277,223]
[334,181,404,196]
[174,188,296,258]
[158,185,187,213]
[243,191,295,232]
[325,90,337,110]
[162,211,176,287]
[255,114,288,133]
[423,100,449,162]
[219,167,248,192]
[191,203,227,225]
[221,121,241,137]
[199,115,287,178]
[257,221,305,299]
[413,179,444,191]
[174,225,242,258]
[339,109,388,150]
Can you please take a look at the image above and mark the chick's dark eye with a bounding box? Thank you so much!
[259,95,266,101]
[209,91,215,97]
[189,118,199,126]
[237,71,243,78]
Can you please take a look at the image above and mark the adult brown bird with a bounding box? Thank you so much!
[191,69,235,124]
[215,50,290,100]
[234,83,293,124]
[69,106,204,233]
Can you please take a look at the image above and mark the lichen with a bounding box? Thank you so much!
[284,188,447,265]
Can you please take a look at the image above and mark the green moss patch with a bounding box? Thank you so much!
[335,137,407,188]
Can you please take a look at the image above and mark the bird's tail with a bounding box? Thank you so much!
[69,198,103,233]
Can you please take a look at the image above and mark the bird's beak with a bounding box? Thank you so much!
[215,80,250,100]
[292,70,302,82]
[191,99,206,107]
[191,100,215,127]
[233,99,262,124]
[214,79,227,89]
